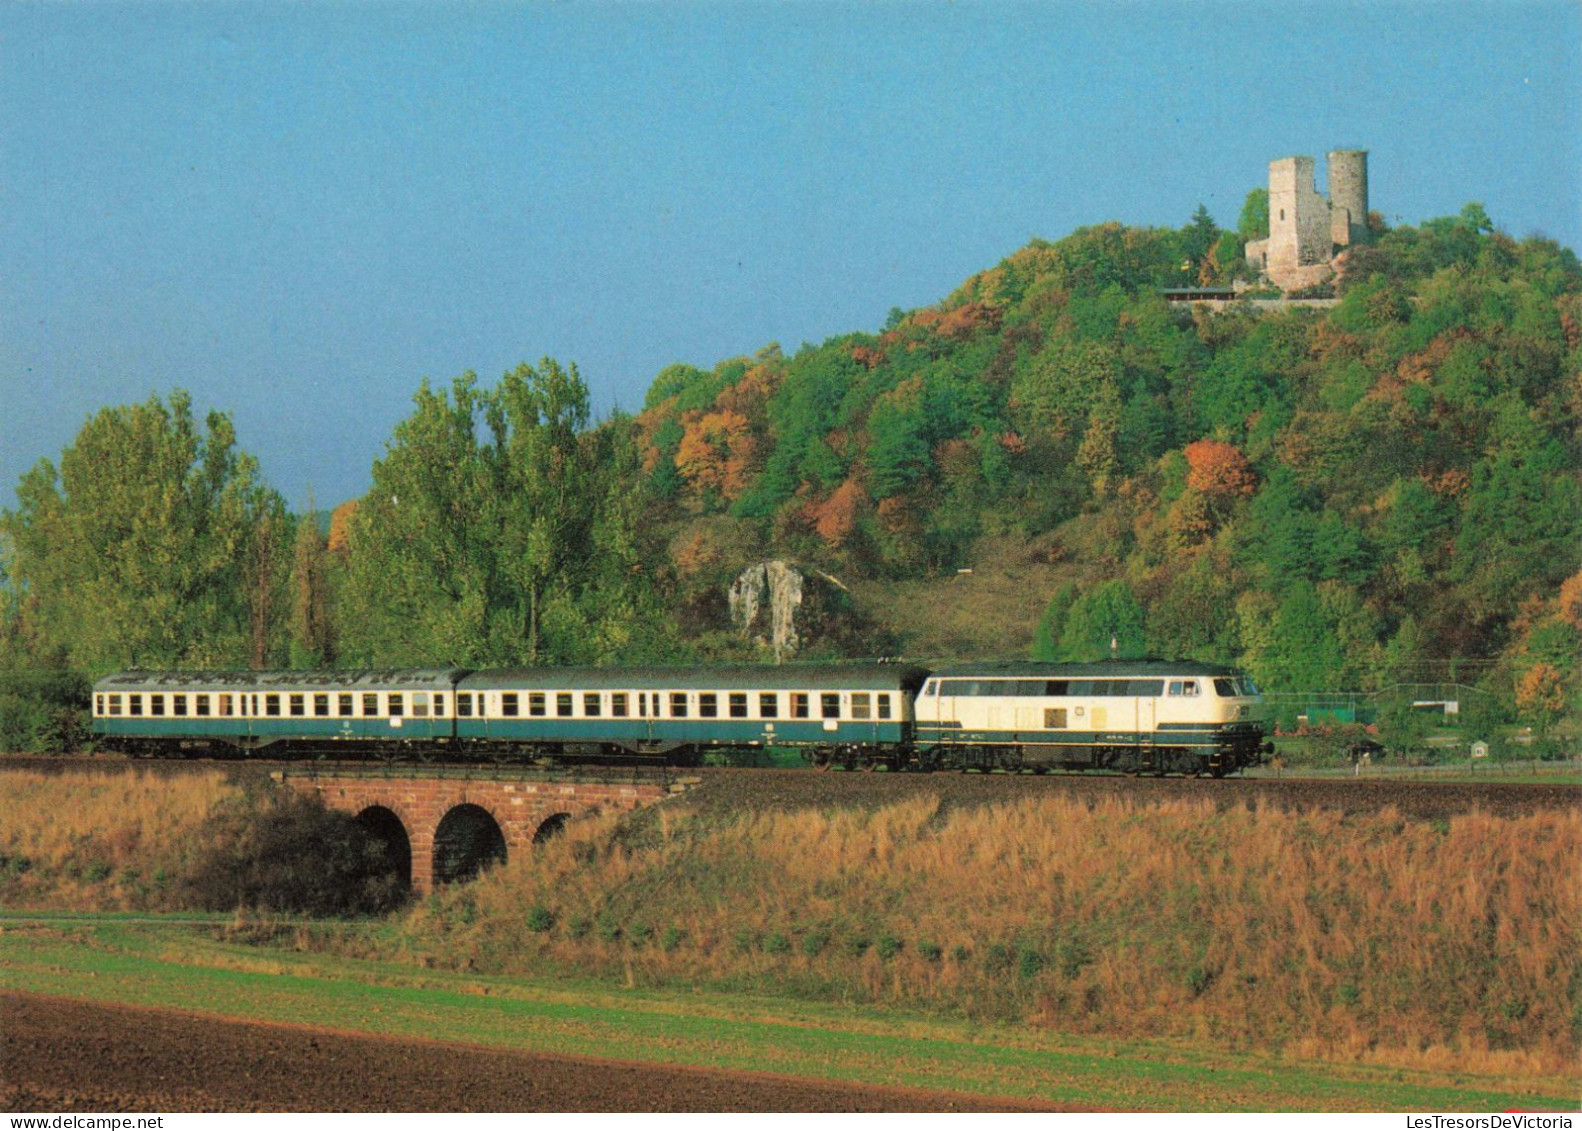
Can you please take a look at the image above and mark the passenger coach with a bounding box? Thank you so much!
[93,668,462,757]
[455,664,929,765]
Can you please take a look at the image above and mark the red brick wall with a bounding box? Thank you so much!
[284,774,671,896]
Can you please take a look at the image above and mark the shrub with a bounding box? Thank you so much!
[525,905,555,933]
[877,934,903,960]
[178,787,406,917]
[917,939,943,963]
[763,932,793,956]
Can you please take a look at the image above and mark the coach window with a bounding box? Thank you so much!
[457,692,473,718]
[612,693,628,717]
[584,693,601,716]
[314,694,330,718]
[759,692,779,718]
[729,692,748,719]
[338,693,353,716]
[670,692,688,718]
[791,693,809,719]
[218,694,232,717]
[196,695,211,717]
[821,693,840,720]
[108,694,122,716]
[172,694,188,717]
[878,694,892,720]
[699,693,718,718]
[150,695,166,717]
[433,695,445,716]
[289,694,305,717]
[412,692,430,718]
[557,693,574,718]
[129,694,143,716]
[265,694,281,718]
[502,693,520,718]
[362,693,379,717]
[95,694,105,715]
[388,694,404,717]
[851,693,871,720]
[528,692,545,717]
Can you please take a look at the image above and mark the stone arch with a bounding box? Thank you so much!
[532,812,573,844]
[432,803,508,886]
[354,804,413,894]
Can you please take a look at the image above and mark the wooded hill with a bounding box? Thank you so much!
[3,205,1579,748]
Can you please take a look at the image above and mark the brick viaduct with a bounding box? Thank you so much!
[281,768,680,896]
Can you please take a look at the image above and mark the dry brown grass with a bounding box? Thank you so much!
[0,767,237,909]
[411,794,1581,1080]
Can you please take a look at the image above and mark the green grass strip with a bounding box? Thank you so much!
[0,922,1570,1112]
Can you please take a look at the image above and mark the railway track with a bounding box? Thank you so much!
[4,754,1574,820]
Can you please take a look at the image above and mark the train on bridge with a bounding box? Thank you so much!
[91,659,1272,777]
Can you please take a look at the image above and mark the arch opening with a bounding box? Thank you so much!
[532,812,572,845]
[433,803,507,886]
[355,804,413,896]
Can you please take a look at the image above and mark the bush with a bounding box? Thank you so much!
[178,787,406,917]
[876,934,903,960]
[525,905,555,933]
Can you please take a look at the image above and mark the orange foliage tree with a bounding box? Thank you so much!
[1183,439,1258,500]
[674,410,758,503]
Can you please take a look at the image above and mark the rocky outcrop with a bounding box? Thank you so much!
[727,560,852,662]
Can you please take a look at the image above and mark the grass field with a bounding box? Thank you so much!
[1,919,1574,1112]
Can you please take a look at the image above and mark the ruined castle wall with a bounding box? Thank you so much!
[1268,156,1333,274]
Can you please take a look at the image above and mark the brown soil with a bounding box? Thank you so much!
[0,992,1066,1112]
[675,766,1579,821]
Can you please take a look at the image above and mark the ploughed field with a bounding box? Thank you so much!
[0,992,1058,1112]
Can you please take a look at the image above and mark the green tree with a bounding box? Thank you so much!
[1,391,283,672]
[1238,187,1269,242]
[1058,580,1148,661]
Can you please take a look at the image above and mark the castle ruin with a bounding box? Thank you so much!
[1244,149,1368,292]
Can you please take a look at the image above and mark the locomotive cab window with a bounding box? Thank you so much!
[1169,680,1200,697]
[1213,679,1236,697]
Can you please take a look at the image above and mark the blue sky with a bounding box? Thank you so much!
[4,0,1578,511]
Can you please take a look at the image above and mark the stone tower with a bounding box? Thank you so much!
[1244,148,1369,292]
[1327,148,1369,248]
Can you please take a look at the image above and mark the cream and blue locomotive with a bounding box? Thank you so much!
[91,659,1270,775]
[912,661,1269,776]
